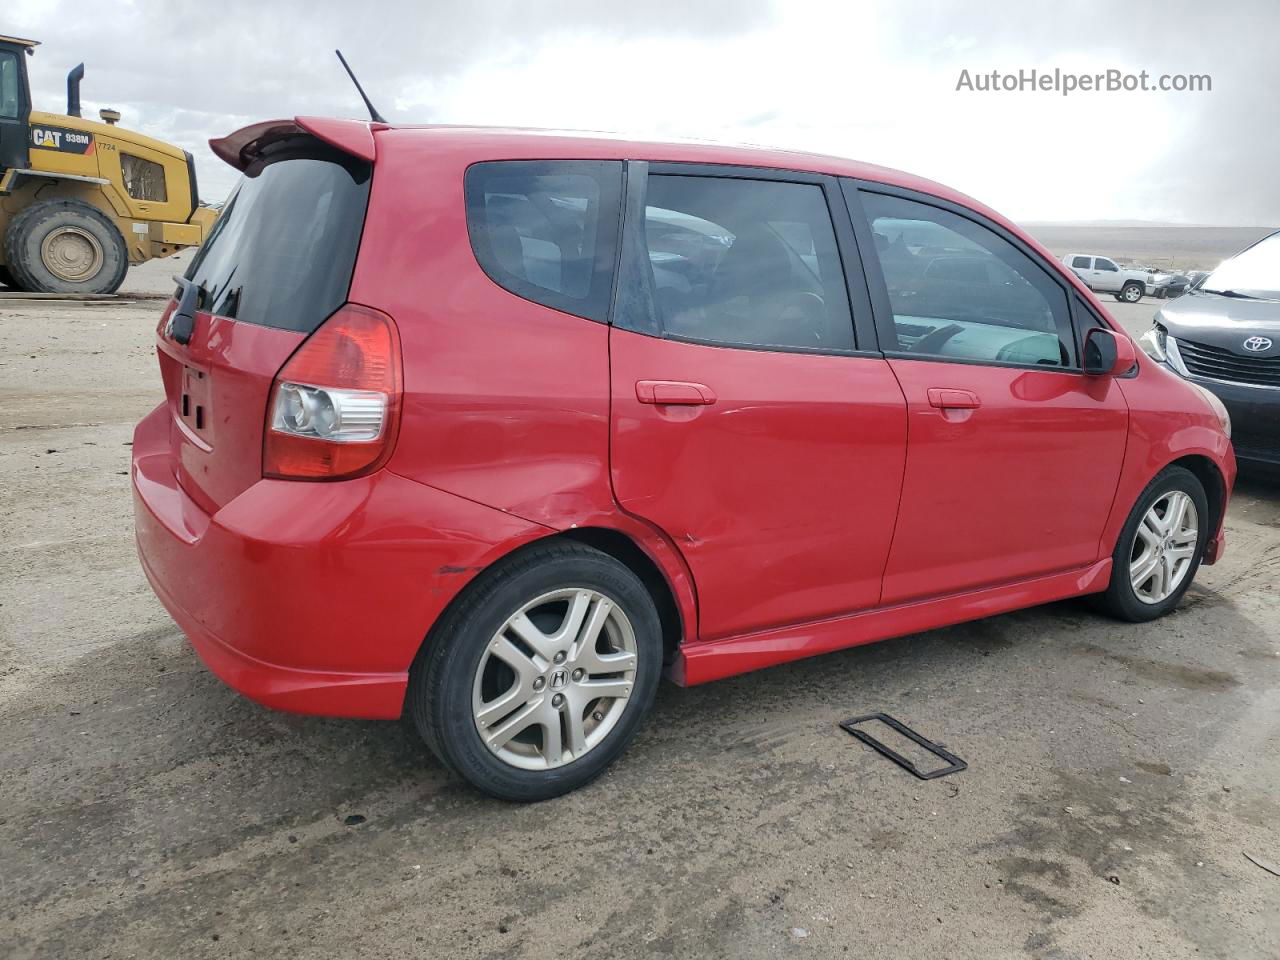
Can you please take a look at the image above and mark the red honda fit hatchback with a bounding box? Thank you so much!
[133,117,1235,800]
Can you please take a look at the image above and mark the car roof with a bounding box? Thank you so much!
[386,123,978,203]
[218,116,997,217]
[214,117,1058,274]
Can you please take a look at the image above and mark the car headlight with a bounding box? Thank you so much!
[1190,382,1231,439]
[1138,324,1167,361]
[1141,320,1172,360]
[1142,320,1192,375]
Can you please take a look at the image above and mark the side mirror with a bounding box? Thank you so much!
[1083,327,1137,377]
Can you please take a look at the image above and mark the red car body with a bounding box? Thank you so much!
[133,117,1235,719]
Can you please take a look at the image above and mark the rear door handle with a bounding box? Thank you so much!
[927,388,981,409]
[636,380,717,405]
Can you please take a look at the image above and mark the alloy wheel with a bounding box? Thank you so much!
[1129,490,1198,604]
[472,588,638,770]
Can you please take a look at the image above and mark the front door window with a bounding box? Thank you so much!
[862,192,1076,368]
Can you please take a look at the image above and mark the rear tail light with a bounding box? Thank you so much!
[263,303,402,480]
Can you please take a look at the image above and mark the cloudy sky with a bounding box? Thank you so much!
[7,0,1276,224]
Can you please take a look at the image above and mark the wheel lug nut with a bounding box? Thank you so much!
[593,710,604,721]
[551,693,565,708]
[532,677,546,692]
[553,651,567,664]
[571,668,585,682]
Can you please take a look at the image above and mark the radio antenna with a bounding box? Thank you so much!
[335,49,387,124]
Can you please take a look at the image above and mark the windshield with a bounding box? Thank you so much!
[1201,231,1280,300]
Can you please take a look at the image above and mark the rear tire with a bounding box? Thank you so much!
[1091,466,1208,622]
[407,541,663,801]
[3,200,129,295]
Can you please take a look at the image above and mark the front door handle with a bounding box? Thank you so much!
[927,388,981,409]
[636,380,717,405]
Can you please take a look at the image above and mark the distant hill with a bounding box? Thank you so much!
[1017,222,1277,271]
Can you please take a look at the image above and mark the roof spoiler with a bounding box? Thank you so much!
[208,116,383,171]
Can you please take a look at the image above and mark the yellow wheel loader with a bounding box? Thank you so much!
[0,35,217,293]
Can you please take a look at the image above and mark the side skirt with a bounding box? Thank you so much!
[670,559,1112,686]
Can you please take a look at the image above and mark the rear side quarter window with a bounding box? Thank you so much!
[465,160,622,323]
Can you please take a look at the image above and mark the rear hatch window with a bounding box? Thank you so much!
[182,139,371,332]
[158,137,372,511]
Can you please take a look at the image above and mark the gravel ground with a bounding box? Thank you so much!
[2,259,1278,959]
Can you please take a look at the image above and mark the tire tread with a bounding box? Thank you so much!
[407,540,661,800]
[1092,465,1207,622]
[3,199,129,294]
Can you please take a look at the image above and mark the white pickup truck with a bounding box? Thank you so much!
[1061,254,1169,303]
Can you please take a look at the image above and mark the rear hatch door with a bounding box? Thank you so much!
[155,126,372,513]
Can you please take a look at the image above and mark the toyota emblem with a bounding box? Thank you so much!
[1243,336,1273,352]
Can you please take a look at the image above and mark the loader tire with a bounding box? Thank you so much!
[3,200,129,295]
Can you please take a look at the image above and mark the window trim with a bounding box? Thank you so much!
[845,179,1085,374]
[464,159,623,325]
[609,160,878,357]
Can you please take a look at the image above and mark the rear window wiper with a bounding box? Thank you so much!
[169,276,205,345]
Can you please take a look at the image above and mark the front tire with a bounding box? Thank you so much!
[408,541,663,801]
[3,199,129,295]
[1120,281,1144,303]
[1092,466,1208,621]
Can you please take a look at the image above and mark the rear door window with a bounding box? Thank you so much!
[183,138,371,333]
[1071,255,1091,269]
[465,160,622,322]
[635,174,854,352]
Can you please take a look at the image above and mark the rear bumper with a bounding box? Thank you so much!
[138,546,407,716]
[132,403,549,718]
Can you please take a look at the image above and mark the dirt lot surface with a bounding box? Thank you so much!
[2,259,1278,959]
